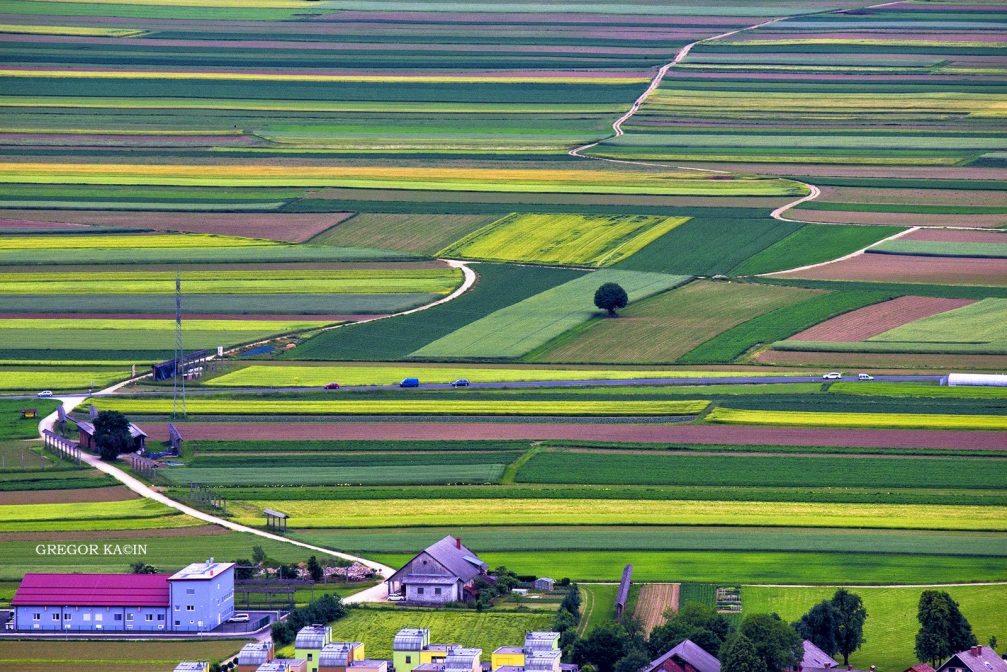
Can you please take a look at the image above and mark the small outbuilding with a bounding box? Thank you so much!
[76,419,147,453]
[945,373,1007,387]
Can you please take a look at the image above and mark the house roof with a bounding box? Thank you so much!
[12,573,170,607]
[906,665,936,672]
[801,640,840,670]
[940,647,1007,672]
[76,420,147,439]
[644,639,720,672]
[389,536,487,585]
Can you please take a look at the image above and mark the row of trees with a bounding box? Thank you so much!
[270,594,347,646]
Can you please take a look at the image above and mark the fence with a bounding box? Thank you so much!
[0,441,49,470]
[122,453,163,482]
[188,481,227,514]
[41,430,81,466]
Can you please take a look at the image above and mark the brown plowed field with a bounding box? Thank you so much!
[789,296,974,342]
[635,583,680,634]
[756,349,1007,371]
[672,163,1007,181]
[904,229,1007,243]
[0,485,137,505]
[789,253,1007,286]
[817,186,1007,207]
[153,422,1007,449]
[789,209,1007,228]
[0,210,354,242]
[0,218,89,230]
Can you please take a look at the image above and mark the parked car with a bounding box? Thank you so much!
[399,377,420,388]
[451,379,470,387]
[821,372,843,380]
[37,390,53,398]
[323,382,341,390]
[858,373,875,381]
[228,613,249,623]
[387,593,406,602]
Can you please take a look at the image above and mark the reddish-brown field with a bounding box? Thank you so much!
[789,296,974,342]
[755,349,1007,370]
[903,229,1007,243]
[788,253,1007,285]
[154,422,1007,449]
[789,209,1007,228]
[0,218,89,230]
[816,186,1007,207]
[0,210,354,242]
[0,485,136,505]
[634,583,680,635]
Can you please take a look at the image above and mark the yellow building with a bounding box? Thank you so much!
[492,647,526,671]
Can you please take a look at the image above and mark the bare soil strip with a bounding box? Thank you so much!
[0,525,226,542]
[635,583,680,635]
[148,422,1007,450]
[0,485,137,505]
[788,253,1007,286]
[904,229,1007,243]
[789,296,975,342]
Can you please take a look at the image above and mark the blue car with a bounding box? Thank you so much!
[451,379,470,387]
[399,377,420,388]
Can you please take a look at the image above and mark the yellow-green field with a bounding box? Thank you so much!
[707,408,1007,431]
[439,213,689,266]
[234,499,1007,531]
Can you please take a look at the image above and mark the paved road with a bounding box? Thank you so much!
[4,373,946,401]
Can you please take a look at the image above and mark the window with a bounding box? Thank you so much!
[64,613,72,620]
[51,613,60,621]
[95,614,103,622]
[435,588,442,595]
[114,614,122,621]
[145,614,153,622]
[157,614,164,621]
[186,588,195,595]
[83,613,90,622]
[417,587,425,595]
[175,605,180,611]
[32,613,40,621]
[175,620,181,626]
[186,605,194,612]
[126,613,133,621]
[406,657,412,664]
[308,654,313,660]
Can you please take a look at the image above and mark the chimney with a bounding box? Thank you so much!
[971,646,982,657]
[456,537,462,550]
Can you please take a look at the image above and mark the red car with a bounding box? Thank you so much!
[323,382,341,390]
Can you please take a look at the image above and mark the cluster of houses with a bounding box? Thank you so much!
[642,639,1007,672]
[173,626,576,672]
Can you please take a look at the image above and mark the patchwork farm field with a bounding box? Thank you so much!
[3,0,1007,662]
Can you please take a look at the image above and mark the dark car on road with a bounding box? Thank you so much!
[324,382,340,390]
[451,379,470,387]
[399,377,420,388]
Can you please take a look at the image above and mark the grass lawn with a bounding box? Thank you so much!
[579,583,619,635]
[743,584,1007,672]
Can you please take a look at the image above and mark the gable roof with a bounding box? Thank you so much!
[13,573,170,607]
[644,639,720,672]
[801,640,840,670]
[939,647,1007,672]
[906,665,936,672]
[390,536,486,584]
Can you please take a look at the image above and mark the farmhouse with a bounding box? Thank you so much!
[533,578,556,591]
[936,646,1007,672]
[386,536,488,605]
[641,639,720,672]
[76,418,148,452]
[11,559,234,633]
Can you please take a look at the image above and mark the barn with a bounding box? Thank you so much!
[76,419,147,453]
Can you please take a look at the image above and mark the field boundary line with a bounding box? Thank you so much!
[763,226,921,276]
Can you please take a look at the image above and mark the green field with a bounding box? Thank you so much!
[743,585,1007,672]
[579,583,620,634]
[0,399,60,439]
[0,368,129,392]
[412,270,689,359]
[871,298,1007,348]
[0,499,199,532]
[439,213,690,267]
[732,225,904,275]
[534,280,817,363]
[310,213,499,254]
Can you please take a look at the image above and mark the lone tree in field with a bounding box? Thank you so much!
[915,590,977,667]
[832,589,868,666]
[594,282,629,316]
[93,410,133,461]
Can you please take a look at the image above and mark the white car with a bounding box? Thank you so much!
[821,372,843,380]
[387,593,406,602]
[37,390,53,398]
[228,613,249,623]
[858,373,875,381]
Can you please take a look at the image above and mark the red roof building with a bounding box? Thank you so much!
[12,573,170,607]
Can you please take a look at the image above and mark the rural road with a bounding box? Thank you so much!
[35,387,394,604]
[4,373,946,402]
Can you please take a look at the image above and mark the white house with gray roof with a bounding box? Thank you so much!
[386,536,488,605]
